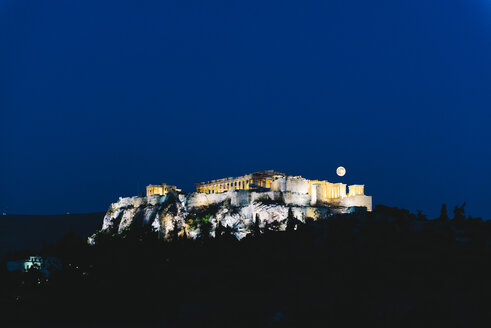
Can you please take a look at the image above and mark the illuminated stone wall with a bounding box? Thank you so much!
[335,195,372,211]
[146,183,180,196]
[187,190,311,208]
[193,170,372,211]
[194,170,372,210]
[348,185,364,196]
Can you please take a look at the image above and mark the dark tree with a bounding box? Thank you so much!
[438,204,449,221]
[215,220,224,238]
[266,220,281,232]
[170,220,180,241]
[199,215,212,238]
[286,208,298,232]
[416,209,427,221]
[453,202,466,222]
[250,214,262,237]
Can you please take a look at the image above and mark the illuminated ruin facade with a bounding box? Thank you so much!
[146,183,181,196]
[147,170,372,211]
[195,170,286,194]
[195,170,368,203]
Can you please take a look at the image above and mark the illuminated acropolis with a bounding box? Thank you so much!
[195,170,372,210]
[196,170,364,200]
[147,170,372,211]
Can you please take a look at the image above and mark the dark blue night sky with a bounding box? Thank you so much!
[1,0,490,218]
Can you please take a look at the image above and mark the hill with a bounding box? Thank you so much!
[1,205,490,327]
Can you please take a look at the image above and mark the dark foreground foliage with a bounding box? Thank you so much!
[1,205,490,327]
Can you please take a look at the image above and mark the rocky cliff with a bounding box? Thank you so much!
[91,190,365,243]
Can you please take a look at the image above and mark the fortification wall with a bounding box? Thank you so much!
[271,177,309,194]
[282,192,311,206]
[118,190,370,214]
[115,195,162,209]
[186,191,231,208]
[187,190,312,208]
[249,191,310,206]
[271,178,286,192]
[335,195,372,211]
[286,178,309,194]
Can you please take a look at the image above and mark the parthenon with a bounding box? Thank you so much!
[195,170,285,194]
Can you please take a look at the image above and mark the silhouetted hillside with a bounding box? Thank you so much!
[0,212,104,260]
[1,205,489,327]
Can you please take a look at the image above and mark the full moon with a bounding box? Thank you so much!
[336,166,346,177]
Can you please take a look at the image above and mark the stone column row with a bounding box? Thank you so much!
[199,178,255,194]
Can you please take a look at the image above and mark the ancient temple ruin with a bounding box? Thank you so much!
[147,170,372,211]
[146,183,181,196]
[195,170,369,206]
[195,170,286,193]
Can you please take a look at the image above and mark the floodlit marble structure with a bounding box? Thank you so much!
[195,170,285,193]
[195,170,372,210]
[146,183,181,196]
[96,169,372,242]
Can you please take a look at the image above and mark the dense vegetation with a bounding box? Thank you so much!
[1,205,489,327]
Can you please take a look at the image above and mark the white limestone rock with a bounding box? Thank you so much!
[93,190,361,243]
